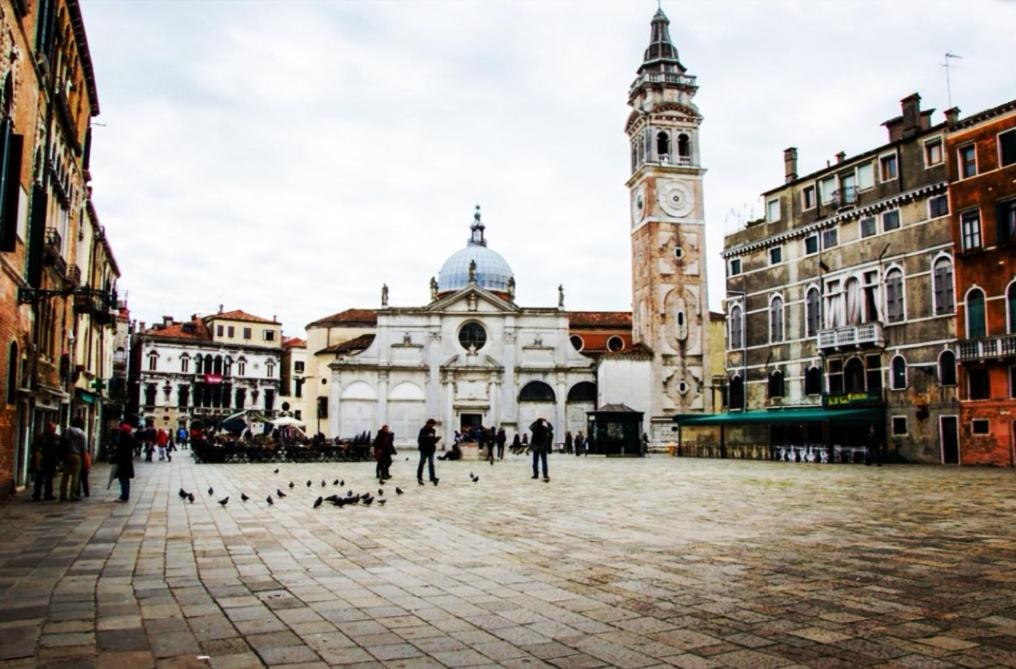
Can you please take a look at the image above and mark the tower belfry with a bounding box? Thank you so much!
[626,5,711,436]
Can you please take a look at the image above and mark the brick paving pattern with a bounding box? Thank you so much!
[0,454,1014,668]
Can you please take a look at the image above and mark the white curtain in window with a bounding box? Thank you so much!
[845,279,862,325]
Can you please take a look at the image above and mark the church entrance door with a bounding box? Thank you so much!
[460,413,483,431]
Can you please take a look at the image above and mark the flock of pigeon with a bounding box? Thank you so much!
[177,466,483,511]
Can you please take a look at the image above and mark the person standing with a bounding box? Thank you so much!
[530,418,551,482]
[60,416,87,502]
[564,431,573,455]
[374,425,396,480]
[156,428,168,461]
[510,432,521,455]
[31,422,60,501]
[574,431,585,457]
[495,427,507,460]
[865,425,883,467]
[417,418,440,485]
[114,424,136,502]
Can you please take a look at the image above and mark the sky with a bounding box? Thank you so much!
[81,0,1016,338]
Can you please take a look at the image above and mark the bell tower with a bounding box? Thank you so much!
[627,6,711,434]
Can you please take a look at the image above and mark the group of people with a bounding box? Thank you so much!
[30,417,91,502]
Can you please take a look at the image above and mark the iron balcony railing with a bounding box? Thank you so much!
[817,322,885,350]
[957,335,1016,361]
[631,72,698,91]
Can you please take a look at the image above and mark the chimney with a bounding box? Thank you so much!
[140,321,146,332]
[901,93,921,138]
[835,151,846,164]
[783,147,798,183]
[945,107,960,125]
[162,315,173,327]
[218,304,224,313]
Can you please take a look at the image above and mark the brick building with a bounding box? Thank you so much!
[950,100,1016,466]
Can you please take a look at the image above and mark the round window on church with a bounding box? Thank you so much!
[607,336,625,352]
[458,321,487,351]
[570,335,584,351]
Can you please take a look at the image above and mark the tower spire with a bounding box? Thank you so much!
[469,204,486,246]
[640,4,684,74]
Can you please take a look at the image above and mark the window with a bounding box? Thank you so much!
[178,385,189,409]
[1008,283,1016,334]
[729,304,744,349]
[728,375,744,410]
[844,357,865,393]
[144,384,157,408]
[802,186,816,209]
[882,210,900,232]
[866,354,883,391]
[924,138,943,166]
[819,176,836,205]
[961,209,981,251]
[728,258,741,276]
[242,327,252,339]
[216,325,223,336]
[880,153,898,181]
[939,350,956,386]
[891,355,907,390]
[967,288,986,338]
[294,410,302,421]
[969,368,989,400]
[860,216,876,238]
[839,173,856,205]
[316,396,328,418]
[607,336,625,352]
[294,361,305,374]
[656,131,670,159]
[769,246,782,265]
[237,359,247,376]
[885,269,904,323]
[1011,367,1016,398]
[768,370,785,399]
[767,198,781,222]
[844,277,862,325]
[822,227,838,249]
[804,366,822,395]
[929,195,949,218]
[180,355,189,373]
[1001,128,1016,167]
[857,162,874,191]
[933,257,954,315]
[769,296,784,343]
[827,359,844,394]
[264,389,275,412]
[266,361,275,378]
[806,288,821,336]
[677,133,690,158]
[213,355,222,375]
[459,322,487,351]
[263,330,276,342]
[892,416,908,436]
[958,144,977,178]
[972,418,990,434]
[998,200,1016,244]
[804,235,819,255]
[147,352,157,371]
[569,335,583,351]
[235,388,246,409]
[227,326,234,337]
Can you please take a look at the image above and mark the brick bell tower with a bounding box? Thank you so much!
[626,6,711,437]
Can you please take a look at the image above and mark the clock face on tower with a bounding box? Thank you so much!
[657,180,693,218]
[631,184,646,224]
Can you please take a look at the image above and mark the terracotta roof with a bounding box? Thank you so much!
[567,311,632,329]
[321,334,375,355]
[307,308,378,329]
[209,309,278,324]
[710,311,725,322]
[142,318,211,342]
[283,337,306,349]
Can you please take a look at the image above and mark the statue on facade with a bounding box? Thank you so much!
[507,276,516,300]
[381,283,389,307]
[429,276,438,301]
[468,259,477,283]
[558,284,565,308]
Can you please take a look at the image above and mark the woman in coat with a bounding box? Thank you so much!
[114,424,136,502]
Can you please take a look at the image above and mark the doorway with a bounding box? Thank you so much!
[940,415,959,464]
[459,413,483,431]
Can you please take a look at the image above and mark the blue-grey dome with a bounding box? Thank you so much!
[437,206,514,294]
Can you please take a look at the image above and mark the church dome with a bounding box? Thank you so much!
[437,207,514,295]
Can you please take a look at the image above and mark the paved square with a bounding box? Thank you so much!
[0,453,1014,668]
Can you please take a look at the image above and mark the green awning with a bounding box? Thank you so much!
[674,407,882,426]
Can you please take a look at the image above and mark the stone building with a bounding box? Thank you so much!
[128,309,282,431]
[950,99,1016,466]
[279,336,307,422]
[719,93,958,463]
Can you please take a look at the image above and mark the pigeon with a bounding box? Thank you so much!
[340,480,345,487]
[395,487,404,495]
[266,496,274,506]
[378,488,384,496]
[378,499,387,507]
[277,489,287,498]
[178,488,188,499]
[325,494,339,503]
[471,474,479,483]
[273,468,279,474]
[208,486,214,496]
[347,489,354,497]
[187,493,195,503]
[313,496,323,509]
[306,480,312,488]
[332,479,339,486]
[288,482,295,489]
[218,497,229,506]
[241,493,249,503]
[362,495,374,506]
[321,481,326,488]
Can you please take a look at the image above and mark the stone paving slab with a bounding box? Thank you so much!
[0,454,1014,668]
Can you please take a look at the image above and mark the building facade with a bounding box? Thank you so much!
[129,310,282,431]
[950,100,1016,466]
[721,93,959,463]
[279,336,306,422]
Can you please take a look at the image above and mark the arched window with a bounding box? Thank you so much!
[933,257,954,315]
[804,366,822,395]
[885,269,905,323]
[194,354,203,375]
[656,131,670,160]
[770,296,784,343]
[147,351,158,371]
[891,355,907,390]
[7,342,17,404]
[729,304,744,349]
[224,356,232,377]
[844,357,865,393]
[237,358,246,377]
[677,133,690,158]
[1008,283,1016,334]
[266,360,275,378]
[939,350,956,386]
[180,355,189,373]
[519,381,556,402]
[844,277,862,325]
[567,382,597,403]
[768,370,785,399]
[966,288,986,338]
[213,355,223,375]
[805,287,821,337]
[728,375,744,410]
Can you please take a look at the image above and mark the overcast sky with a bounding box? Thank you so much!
[82,0,1016,338]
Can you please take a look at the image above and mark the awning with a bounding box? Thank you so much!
[674,407,882,426]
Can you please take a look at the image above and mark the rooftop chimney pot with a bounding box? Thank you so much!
[783,147,798,183]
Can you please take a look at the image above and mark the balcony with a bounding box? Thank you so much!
[630,72,698,92]
[43,228,67,276]
[817,322,885,350]
[957,335,1016,362]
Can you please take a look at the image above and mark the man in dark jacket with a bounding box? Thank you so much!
[417,419,440,485]
[31,422,60,501]
[530,418,551,482]
[114,424,137,502]
[495,427,507,460]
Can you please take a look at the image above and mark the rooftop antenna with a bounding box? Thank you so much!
[943,52,962,108]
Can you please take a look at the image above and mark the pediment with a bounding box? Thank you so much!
[427,285,519,314]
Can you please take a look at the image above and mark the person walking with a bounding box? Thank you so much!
[417,418,440,485]
[156,428,168,461]
[31,422,60,501]
[60,416,87,502]
[564,431,573,455]
[374,425,396,480]
[510,432,521,455]
[496,427,507,460]
[574,431,585,457]
[79,440,92,498]
[114,424,136,502]
[530,418,551,482]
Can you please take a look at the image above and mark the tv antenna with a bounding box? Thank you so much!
[943,52,962,108]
